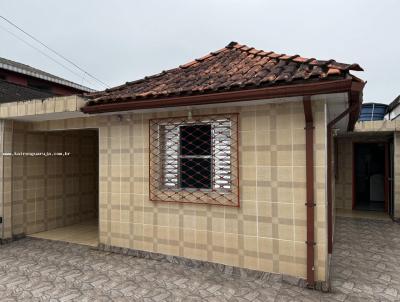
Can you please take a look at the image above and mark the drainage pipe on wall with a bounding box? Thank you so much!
[302,96,315,287]
[326,81,364,255]
[326,101,360,254]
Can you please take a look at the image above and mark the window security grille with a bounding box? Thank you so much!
[149,114,239,206]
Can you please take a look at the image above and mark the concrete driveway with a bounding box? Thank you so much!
[0,216,399,301]
[329,216,400,301]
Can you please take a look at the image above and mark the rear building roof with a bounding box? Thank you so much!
[0,57,94,93]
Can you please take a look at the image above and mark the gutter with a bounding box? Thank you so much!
[301,80,363,288]
[81,79,353,114]
[327,81,364,254]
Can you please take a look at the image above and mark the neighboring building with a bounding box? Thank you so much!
[0,57,94,103]
[0,42,366,289]
[385,95,400,120]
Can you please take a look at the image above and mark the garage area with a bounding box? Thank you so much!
[11,128,99,246]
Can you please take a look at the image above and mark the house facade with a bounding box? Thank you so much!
[0,42,366,289]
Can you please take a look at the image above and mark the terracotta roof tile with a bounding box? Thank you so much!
[87,41,363,105]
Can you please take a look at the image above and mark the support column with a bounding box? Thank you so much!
[0,120,13,242]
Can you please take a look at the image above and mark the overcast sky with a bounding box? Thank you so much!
[0,0,399,103]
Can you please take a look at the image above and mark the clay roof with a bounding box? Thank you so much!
[86,42,363,105]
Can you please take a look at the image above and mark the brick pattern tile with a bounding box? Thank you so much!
[328,216,400,301]
[0,237,322,301]
[0,216,397,301]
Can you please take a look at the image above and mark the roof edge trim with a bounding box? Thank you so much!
[82,79,355,114]
[0,62,95,93]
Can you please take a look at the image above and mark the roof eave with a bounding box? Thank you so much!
[347,80,366,131]
[81,78,356,114]
[0,62,95,93]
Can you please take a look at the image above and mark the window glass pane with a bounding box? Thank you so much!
[160,124,179,189]
[180,158,212,189]
[180,124,211,156]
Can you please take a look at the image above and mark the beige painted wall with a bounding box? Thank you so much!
[0,98,329,281]
[11,125,98,235]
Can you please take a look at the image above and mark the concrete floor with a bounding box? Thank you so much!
[28,219,98,247]
[336,208,391,221]
[0,215,399,301]
[328,215,400,301]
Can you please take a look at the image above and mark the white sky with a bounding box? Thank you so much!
[0,0,399,103]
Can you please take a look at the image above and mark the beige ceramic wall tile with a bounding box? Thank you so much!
[11,127,99,236]
[395,133,400,219]
[0,98,330,283]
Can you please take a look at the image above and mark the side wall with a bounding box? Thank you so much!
[395,133,400,218]
[11,126,98,235]
[0,120,13,239]
[335,137,353,210]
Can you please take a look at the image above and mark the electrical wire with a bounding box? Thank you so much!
[0,23,100,89]
[0,15,110,89]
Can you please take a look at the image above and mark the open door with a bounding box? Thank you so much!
[353,142,388,212]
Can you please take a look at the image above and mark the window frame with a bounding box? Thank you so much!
[149,113,240,207]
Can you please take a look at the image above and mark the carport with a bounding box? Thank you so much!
[11,128,99,246]
[0,96,99,246]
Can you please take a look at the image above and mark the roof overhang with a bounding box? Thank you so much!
[0,95,87,121]
[82,78,364,130]
[82,79,355,114]
[0,61,95,93]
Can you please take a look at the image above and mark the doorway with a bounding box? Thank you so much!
[353,142,388,212]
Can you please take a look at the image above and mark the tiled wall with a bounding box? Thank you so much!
[395,133,400,218]
[0,120,13,239]
[335,137,353,210]
[20,99,328,281]
[11,125,98,235]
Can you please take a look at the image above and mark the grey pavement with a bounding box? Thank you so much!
[0,216,399,301]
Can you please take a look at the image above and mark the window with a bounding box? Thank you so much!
[149,114,239,206]
[180,124,212,189]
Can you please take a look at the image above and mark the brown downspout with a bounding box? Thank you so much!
[327,81,364,254]
[303,96,315,287]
